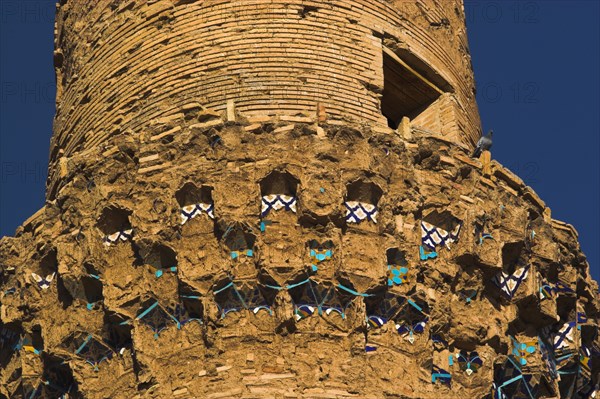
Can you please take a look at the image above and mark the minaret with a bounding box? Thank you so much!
[1,1,597,398]
[47,0,481,197]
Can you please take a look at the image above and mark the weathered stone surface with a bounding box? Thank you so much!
[1,1,598,399]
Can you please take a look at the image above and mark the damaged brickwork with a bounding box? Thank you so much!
[1,1,598,399]
[47,0,480,198]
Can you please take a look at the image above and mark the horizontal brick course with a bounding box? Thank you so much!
[49,0,480,195]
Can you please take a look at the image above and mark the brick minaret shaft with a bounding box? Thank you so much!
[48,0,480,198]
[0,1,598,399]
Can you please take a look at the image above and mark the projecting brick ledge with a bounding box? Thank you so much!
[2,120,598,399]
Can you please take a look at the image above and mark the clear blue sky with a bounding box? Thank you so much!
[0,1,598,283]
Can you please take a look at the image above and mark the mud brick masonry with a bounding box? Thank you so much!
[1,1,598,398]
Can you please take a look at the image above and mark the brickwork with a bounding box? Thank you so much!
[1,1,598,399]
[48,0,480,198]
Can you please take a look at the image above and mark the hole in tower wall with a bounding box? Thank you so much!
[140,244,178,272]
[581,318,597,345]
[104,311,133,352]
[31,250,72,306]
[36,250,58,276]
[555,296,576,323]
[345,180,383,205]
[178,281,203,320]
[175,183,213,207]
[57,277,74,309]
[257,272,280,305]
[182,297,203,321]
[177,183,215,226]
[344,180,383,228]
[386,248,408,266]
[335,275,360,305]
[81,276,103,304]
[41,353,78,397]
[538,376,558,398]
[260,171,299,197]
[84,263,101,276]
[6,370,21,396]
[286,279,309,307]
[380,46,450,128]
[422,210,460,233]
[31,325,44,348]
[226,228,256,252]
[97,206,132,235]
[501,242,525,274]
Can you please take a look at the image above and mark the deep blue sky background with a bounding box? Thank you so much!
[0,1,598,283]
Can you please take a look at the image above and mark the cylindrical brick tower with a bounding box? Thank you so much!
[47,0,481,198]
[1,1,598,399]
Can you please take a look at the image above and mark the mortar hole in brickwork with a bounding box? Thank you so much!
[97,206,133,244]
[176,183,214,224]
[79,94,91,105]
[381,47,452,128]
[137,379,159,394]
[260,170,299,218]
[299,5,319,18]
